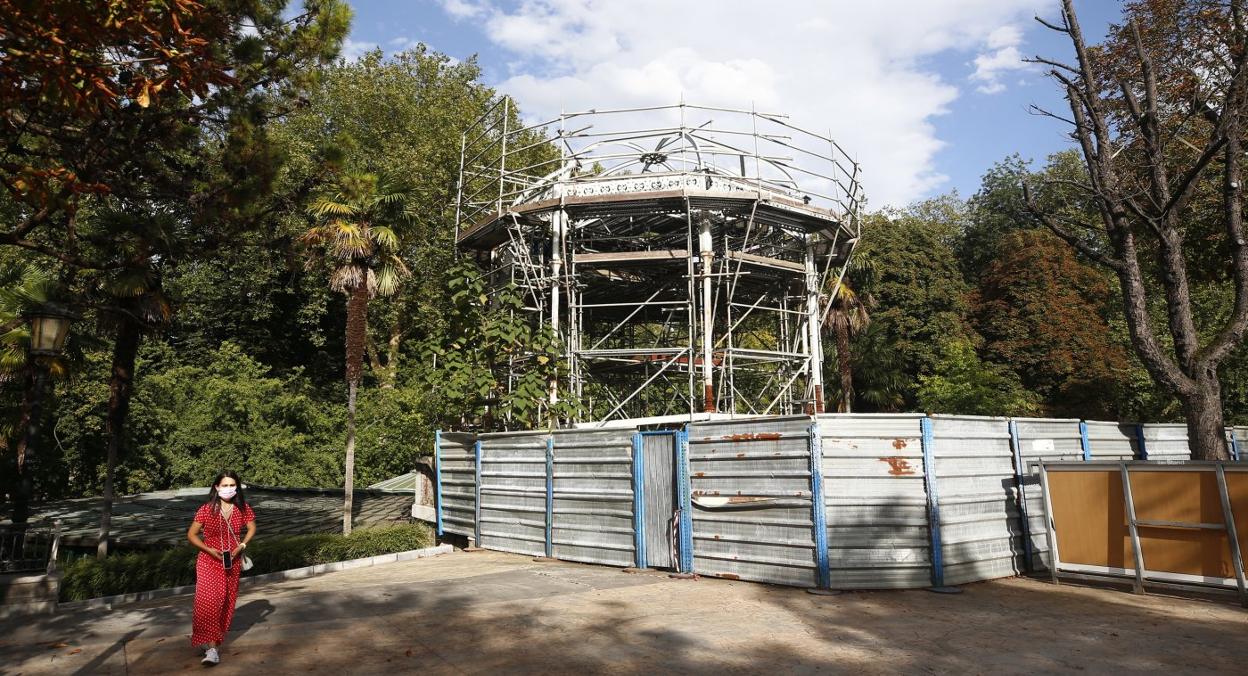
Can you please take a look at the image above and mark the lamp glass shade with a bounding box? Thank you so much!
[29,313,73,355]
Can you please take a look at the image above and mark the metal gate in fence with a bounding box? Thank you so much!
[636,431,678,569]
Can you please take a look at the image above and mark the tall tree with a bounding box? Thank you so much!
[303,169,413,535]
[823,258,875,413]
[855,195,975,406]
[972,229,1131,418]
[276,48,499,389]
[1025,0,1248,459]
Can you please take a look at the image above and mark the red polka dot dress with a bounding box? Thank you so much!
[190,501,255,647]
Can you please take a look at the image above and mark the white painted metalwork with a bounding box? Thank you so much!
[455,102,864,426]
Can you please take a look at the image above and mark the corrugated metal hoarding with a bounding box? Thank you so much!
[437,412,1229,592]
[477,431,549,556]
[1083,420,1140,460]
[1013,418,1083,571]
[1139,423,1191,461]
[817,413,930,589]
[436,431,478,537]
[686,417,819,587]
[550,428,636,566]
[929,415,1022,586]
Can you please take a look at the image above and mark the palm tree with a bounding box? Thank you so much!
[823,258,876,413]
[303,169,413,535]
[95,268,172,558]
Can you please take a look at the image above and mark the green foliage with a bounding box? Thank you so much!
[422,259,580,430]
[59,523,432,601]
[917,339,1040,416]
[854,195,975,407]
[126,342,343,489]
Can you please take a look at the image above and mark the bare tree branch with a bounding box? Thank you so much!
[1023,182,1123,270]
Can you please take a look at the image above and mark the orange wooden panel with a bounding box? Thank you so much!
[1129,471,1235,578]
[1226,472,1248,576]
[1047,470,1129,568]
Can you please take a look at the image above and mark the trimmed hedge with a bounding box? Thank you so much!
[59,523,433,601]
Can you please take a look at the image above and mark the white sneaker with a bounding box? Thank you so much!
[201,647,220,666]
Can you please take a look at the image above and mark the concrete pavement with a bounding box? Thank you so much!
[2,549,1246,674]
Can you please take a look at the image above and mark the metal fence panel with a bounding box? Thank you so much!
[1235,427,1248,462]
[437,432,478,537]
[929,415,1022,586]
[817,413,930,589]
[1083,420,1140,460]
[687,417,818,588]
[1140,423,1191,461]
[550,428,636,567]
[1013,418,1083,571]
[477,431,549,557]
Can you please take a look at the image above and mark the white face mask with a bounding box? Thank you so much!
[217,486,237,500]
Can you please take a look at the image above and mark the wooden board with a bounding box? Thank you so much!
[1047,467,1248,579]
[1047,470,1130,569]
[1129,471,1234,578]
[1225,471,1248,576]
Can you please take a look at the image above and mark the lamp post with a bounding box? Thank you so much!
[13,302,77,526]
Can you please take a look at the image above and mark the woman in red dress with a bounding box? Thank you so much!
[187,470,256,666]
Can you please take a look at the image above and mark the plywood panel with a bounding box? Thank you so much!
[1224,471,1248,576]
[1047,470,1130,568]
[1129,471,1234,578]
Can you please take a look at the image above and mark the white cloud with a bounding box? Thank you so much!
[341,38,380,60]
[441,0,1046,206]
[971,24,1030,95]
[439,0,487,19]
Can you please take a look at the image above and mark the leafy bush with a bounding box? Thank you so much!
[60,523,433,601]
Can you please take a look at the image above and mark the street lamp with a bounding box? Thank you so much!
[12,302,77,526]
[26,302,77,357]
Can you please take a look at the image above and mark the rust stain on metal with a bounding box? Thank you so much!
[736,453,746,458]
[719,573,741,581]
[722,432,782,441]
[880,456,915,476]
[693,472,705,478]
[892,438,908,450]
[703,384,717,413]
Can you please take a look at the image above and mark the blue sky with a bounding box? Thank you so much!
[339,1,1125,207]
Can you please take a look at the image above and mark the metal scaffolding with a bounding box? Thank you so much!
[455,101,864,426]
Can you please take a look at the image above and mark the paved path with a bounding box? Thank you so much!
[2,550,1246,674]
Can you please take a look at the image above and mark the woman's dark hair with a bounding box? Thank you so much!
[205,470,248,513]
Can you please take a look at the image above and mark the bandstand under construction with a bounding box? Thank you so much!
[454,102,864,426]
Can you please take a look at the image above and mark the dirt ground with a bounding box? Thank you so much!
[2,549,1245,674]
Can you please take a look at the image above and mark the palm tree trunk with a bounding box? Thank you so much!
[343,378,357,535]
[835,316,854,413]
[97,312,141,558]
[342,282,368,535]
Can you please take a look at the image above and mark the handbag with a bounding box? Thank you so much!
[224,508,254,572]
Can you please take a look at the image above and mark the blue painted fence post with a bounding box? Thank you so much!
[1079,421,1092,461]
[1008,420,1033,573]
[809,421,830,589]
[473,440,483,546]
[434,429,444,536]
[920,417,945,588]
[677,429,695,574]
[545,436,554,558]
[1136,424,1149,460]
[632,432,646,569]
